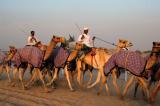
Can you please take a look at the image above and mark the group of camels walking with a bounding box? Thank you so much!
[0,35,160,104]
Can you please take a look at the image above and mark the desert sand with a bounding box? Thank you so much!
[0,70,159,106]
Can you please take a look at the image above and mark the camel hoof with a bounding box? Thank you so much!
[149,96,155,104]
[97,92,100,96]
[47,83,52,86]
[120,95,124,100]
[11,82,16,87]
[44,88,50,93]
[87,85,92,89]
[70,89,75,92]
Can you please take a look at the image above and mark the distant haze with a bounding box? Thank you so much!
[0,0,160,51]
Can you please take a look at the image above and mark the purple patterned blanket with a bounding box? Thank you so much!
[104,50,146,76]
[54,47,70,68]
[12,46,44,68]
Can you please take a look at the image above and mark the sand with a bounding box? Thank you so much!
[0,70,159,106]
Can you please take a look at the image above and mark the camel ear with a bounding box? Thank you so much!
[153,42,156,46]
[119,39,122,42]
[52,35,56,38]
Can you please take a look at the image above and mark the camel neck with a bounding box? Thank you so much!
[43,41,57,61]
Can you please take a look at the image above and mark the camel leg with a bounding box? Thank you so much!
[47,68,58,86]
[19,68,25,90]
[0,65,3,77]
[134,82,139,97]
[77,60,82,87]
[46,69,52,82]
[112,69,121,96]
[122,76,134,98]
[97,75,110,96]
[64,66,74,91]
[36,68,48,92]
[150,80,160,103]
[87,70,93,86]
[11,67,18,86]
[124,71,128,82]
[134,81,145,98]
[87,71,101,88]
[5,65,11,83]
[136,77,150,101]
[71,70,77,85]
[25,69,38,87]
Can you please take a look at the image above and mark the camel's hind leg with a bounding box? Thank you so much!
[150,80,160,103]
[112,69,121,96]
[19,68,25,90]
[136,77,150,101]
[122,76,134,98]
[87,71,101,88]
[87,70,93,86]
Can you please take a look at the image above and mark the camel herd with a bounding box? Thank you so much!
[0,35,160,104]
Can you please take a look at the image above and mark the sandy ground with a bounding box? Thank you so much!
[0,69,159,106]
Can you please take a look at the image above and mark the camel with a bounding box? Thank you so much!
[24,35,76,90]
[0,50,11,82]
[46,41,84,91]
[7,35,65,92]
[134,42,160,103]
[76,39,133,95]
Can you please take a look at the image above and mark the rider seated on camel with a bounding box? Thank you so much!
[27,30,41,46]
[26,30,43,49]
[77,27,96,57]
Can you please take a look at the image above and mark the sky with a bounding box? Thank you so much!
[0,0,160,51]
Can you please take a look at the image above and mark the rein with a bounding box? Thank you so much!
[93,36,117,47]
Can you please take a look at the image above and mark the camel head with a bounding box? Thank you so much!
[51,35,65,44]
[6,46,17,61]
[75,42,84,51]
[152,42,160,53]
[118,39,133,49]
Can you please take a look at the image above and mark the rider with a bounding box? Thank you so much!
[77,27,95,55]
[27,31,40,46]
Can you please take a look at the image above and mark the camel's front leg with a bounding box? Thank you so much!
[112,69,121,96]
[19,68,25,90]
[47,67,58,86]
[11,66,18,86]
[97,67,109,95]
[150,80,160,103]
[25,68,38,87]
[77,60,82,87]
[137,77,150,102]
[64,66,74,91]
[122,76,134,98]
[97,75,109,96]
[6,65,11,83]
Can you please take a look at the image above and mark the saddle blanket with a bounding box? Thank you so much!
[104,50,146,76]
[12,46,44,68]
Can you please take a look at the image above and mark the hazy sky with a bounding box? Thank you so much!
[0,0,160,51]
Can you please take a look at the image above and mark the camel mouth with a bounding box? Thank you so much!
[128,43,133,47]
